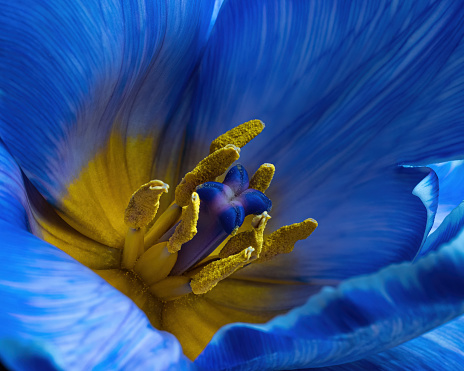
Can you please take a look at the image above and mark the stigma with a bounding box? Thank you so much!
[122,120,318,301]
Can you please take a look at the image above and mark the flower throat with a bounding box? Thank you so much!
[119,120,318,301]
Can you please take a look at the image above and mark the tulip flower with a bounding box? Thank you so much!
[2,1,464,370]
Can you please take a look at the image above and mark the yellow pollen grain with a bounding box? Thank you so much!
[175,144,240,206]
[167,192,200,253]
[249,163,275,192]
[257,218,318,263]
[219,212,270,258]
[191,247,256,295]
[124,180,169,229]
[209,119,265,154]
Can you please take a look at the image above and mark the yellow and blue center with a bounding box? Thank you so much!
[28,120,317,359]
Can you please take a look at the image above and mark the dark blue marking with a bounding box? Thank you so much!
[219,204,245,234]
[223,164,249,195]
[238,188,272,215]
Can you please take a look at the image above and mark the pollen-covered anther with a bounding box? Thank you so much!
[219,211,271,259]
[175,144,240,206]
[209,119,265,154]
[124,180,169,229]
[249,163,275,192]
[257,218,318,263]
[167,192,200,253]
[191,247,256,295]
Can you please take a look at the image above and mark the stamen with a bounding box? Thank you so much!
[149,276,192,301]
[167,192,200,253]
[124,180,169,229]
[249,163,275,192]
[175,144,240,207]
[190,247,256,295]
[134,242,177,286]
[219,211,271,258]
[209,119,265,154]
[144,203,182,249]
[257,218,318,263]
[121,228,144,269]
[170,166,272,276]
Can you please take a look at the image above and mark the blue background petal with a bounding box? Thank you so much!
[0,0,216,203]
[175,0,464,282]
[0,142,191,370]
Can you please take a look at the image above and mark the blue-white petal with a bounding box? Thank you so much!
[0,143,191,370]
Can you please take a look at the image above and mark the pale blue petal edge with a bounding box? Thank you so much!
[411,167,439,251]
[428,160,464,234]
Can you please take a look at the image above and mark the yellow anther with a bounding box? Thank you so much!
[219,211,270,258]
[249,163,275,192]
[191,247,256,295]
[257,218,318,263]
[121,228,144,270]
[175,144,240,206]
[134,242,178,286]
[124,180,169,229]
[149,276,192,301]
[209,119,265,154]
[167,192,200,253]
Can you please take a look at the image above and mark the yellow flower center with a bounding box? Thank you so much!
[28,119,317,359]
[117,120,317,303]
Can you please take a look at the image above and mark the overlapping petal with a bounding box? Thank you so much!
[174,0,464,282]
[0,0,216,208]
[196,216,464,370]
[318,315,464,370]
[0,142,190,370]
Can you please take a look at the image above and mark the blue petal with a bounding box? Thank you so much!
[317,315,464,370]
[0,139,29,229]
[187,1,464,165]
[178,0,464,281]
[0,143,191,370]
[235,166,432,284]
[196,225,464,370]
[428,160,464,233]
[0,0,216,203]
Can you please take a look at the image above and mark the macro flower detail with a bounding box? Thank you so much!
[91,120,317,312]
[3,1,464,370]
